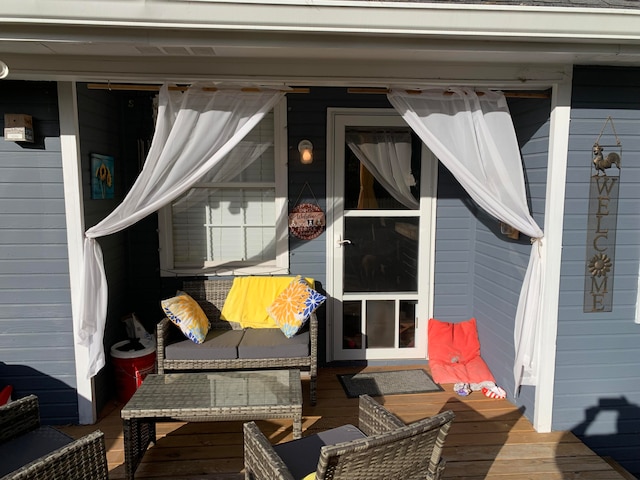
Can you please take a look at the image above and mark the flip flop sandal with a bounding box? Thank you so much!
[454,383,471,396]
[482,385,506,399]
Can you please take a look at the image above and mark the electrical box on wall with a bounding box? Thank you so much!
[4,114,34,142]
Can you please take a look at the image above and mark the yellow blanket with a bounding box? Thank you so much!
[221,276,313,329]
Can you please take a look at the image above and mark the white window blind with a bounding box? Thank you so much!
[159,104,288,275]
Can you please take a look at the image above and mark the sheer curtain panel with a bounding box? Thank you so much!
[78,83,284,377]
[388,88,544,394]
[346,132,419,210]
[170,139,273,214]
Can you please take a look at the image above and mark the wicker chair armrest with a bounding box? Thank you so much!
[5,429,108,480]
[0,395,40,444]
[157,317,174,343]
[157,317,179,374]
[357,394,405,436]
[308,312,317,355]
[243,422,295,480]
[309,311,318,334]
[423,410,455,480]
[431,457,447,480]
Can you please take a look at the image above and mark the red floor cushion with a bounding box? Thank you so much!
[428,318,495,384]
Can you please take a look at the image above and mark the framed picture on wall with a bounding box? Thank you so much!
[91,153,114,199]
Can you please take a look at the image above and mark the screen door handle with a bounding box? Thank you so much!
[336,237,352,248]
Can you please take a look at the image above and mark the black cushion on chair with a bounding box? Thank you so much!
[165,329,245,360]
[0,426,74,476]
[239,329,309,359]
[273,424,366,480]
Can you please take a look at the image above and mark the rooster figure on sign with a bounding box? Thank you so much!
[593,144,621,176]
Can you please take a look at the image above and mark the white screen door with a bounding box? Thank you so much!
[326,109,437,362]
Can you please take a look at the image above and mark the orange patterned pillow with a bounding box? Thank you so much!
[161,291,210,344]
[267,276,326,338]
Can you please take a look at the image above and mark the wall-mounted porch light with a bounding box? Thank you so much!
[0,60,8,79]
[298,139,313,164]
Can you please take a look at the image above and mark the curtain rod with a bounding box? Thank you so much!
[347,87,550,98]
[86,83,548,98]
[86,83,310,93]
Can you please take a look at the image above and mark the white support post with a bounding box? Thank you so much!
[57,81,96,424]
[534,74,573,433]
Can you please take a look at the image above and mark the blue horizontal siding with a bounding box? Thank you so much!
[0,288,73,304]
[0,229,67,244]
[0,318,72,334]
[0,214,67,229]
[0,259,69,275]
[0,80,78,425]
[0,245,69,260]
[553,66,640,478]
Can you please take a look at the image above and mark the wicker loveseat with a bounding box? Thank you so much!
[0,395,108,480]
[157,278,319,405]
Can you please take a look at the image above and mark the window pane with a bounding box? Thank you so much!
[343,217,419,293]
[366,300,395,348]
[343,301,363,350]
[172,187,276,267]
[399,300,417,348]
[172,192,207,266]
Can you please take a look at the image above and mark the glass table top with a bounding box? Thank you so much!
[121,370,301,415]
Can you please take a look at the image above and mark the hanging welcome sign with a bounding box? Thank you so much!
[583,117,622,313]
[289,182,325,240]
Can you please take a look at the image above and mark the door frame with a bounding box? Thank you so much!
[325,107,438,363]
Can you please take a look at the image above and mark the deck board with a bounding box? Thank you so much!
[58,365,630,479]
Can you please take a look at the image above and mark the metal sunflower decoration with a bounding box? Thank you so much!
[588,253,612,277]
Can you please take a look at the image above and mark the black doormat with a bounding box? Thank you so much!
[337,369,443,398]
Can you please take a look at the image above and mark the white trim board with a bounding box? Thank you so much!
[533,77,572,433]
[57,81,96,425]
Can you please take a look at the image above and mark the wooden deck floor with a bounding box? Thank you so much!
[59,365,633,480]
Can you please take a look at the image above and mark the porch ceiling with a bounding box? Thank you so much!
[1,1,640,83]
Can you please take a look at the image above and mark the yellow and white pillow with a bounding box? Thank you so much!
[161,291,210,344]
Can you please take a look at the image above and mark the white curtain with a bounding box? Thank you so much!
[388,88,544,393]
[171,139,272,213]
[346,132,419,210]
[78,83,284,377]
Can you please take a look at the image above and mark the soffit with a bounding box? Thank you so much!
[1,1,640,81]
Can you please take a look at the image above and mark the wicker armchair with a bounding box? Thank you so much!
[0,395,108,480]
[243,394,454,480]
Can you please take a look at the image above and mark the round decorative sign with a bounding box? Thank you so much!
[289,203,325,240]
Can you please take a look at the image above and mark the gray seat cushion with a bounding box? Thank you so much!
[0,426,74,477]
[165,329,244,360]
[274,424,366,480]
[238,329,309,359]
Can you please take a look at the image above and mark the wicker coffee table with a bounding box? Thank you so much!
[121,370,302,479]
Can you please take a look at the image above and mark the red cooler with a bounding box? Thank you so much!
[110,340,156,404]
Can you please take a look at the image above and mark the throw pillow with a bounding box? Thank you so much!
[267,276,326,338]
[161,291,210,344]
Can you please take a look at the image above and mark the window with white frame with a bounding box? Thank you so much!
[158,99,289,276]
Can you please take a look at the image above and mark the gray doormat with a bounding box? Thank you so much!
[337,369,443,398]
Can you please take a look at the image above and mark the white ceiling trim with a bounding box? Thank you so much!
[0,52,571,87]
[1,1,640,42]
